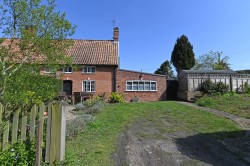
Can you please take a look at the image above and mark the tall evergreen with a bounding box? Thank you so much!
[154,60,174,78]
[171,35,195,74]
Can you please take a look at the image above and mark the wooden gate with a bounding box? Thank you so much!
[0,102,66,165]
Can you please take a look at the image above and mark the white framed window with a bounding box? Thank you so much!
[82,66,96,74]
[126,81,157,91]
[82,80,96,92]
[44,67,55,73]
[63,66,73,73]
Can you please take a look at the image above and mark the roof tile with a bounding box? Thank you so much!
[67,40,118,65]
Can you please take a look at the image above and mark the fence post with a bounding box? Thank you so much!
[21,116,27,142]
[0,103,3,149]
[45,103,52,163]
[2,119,9,150]
[30,105,37,140]
[47,102,66,164]
[35,103,45,166]
[59,102,66,161]
[11,109,20,144]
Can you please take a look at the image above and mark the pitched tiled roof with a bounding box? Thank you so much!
[67,40,118,65]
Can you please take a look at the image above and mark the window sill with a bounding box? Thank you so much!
[82,73,96,74]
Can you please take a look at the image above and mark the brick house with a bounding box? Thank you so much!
[117,69,166,101]
[41,27,167,102]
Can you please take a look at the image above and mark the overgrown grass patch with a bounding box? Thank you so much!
[196,94,250,119]
[65,101,241,165]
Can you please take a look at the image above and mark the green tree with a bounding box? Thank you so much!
[0,0,75,105]
[171,35,195,74]
[154,60,174,78]
[3,65,62,110]
[192,51,230,70]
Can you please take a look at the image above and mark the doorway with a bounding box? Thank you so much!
[63,80,72,95]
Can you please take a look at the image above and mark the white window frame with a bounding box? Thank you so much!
[63,66,73,73]
[44,67,55,74]
[82,66,96,74]
[126,81,157,91]
[82,80,96,92]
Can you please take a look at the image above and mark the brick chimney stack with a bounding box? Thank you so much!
[113,27,119,42]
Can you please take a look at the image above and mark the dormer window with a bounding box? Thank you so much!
[63,66,73,73]
[82,66,96,74]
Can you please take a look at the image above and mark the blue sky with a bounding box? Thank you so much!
[57,0,250,73]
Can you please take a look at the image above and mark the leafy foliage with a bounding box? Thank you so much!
[2,66,62,110]
[109,92,125,103]
[193,51,230,70]
[200,80,215,94]
[200,80,229,95]
[0,139,36,166]
[0,0,75,106]
[241,82,250,94]
[154,60,174,78]
[214,82,229,94]
[171,35,195,74]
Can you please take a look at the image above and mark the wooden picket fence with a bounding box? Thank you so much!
[0,102,66,165]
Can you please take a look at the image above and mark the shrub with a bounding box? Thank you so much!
[131,96,139,102]
[85,101,106,115]
[85,96,102,107]
[242,82,250,94]
[214,82,229,94]
[98,92,106,101]
[66,114,95,140]
[0,139,36,166]
[200,80,215,94]
[200,80,229,95]
[74,103,87,111]
[109,92,125,103]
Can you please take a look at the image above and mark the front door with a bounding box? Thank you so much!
[63,80,72,95]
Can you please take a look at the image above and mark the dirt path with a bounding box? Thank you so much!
[113,103,250,166]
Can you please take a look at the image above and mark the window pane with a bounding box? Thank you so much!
[83,67,87,73]
[127,82,132,90]
[87,67,91,73]
[91,67,96,73]
[151,82,156,90]
[83,81,86,91]
[133,82,138,90]
[87,81,91,91]
[139,82,144,90]
[64,67,72,73]
[91,81,95,91]
[145,82,150,90]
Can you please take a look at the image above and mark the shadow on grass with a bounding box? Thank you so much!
[175,130,250,166]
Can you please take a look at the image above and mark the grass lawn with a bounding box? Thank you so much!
[196,94,250,119]
[65,101,241,166]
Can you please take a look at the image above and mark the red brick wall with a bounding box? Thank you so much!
[58,65,116,97]
[116,69,167,102]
